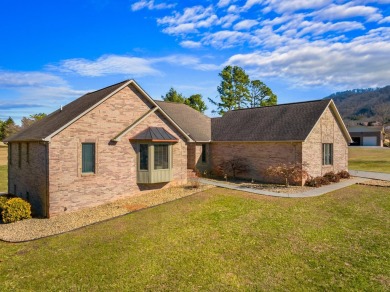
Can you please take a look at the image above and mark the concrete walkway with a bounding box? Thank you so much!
[349,170,390,181]
[198,177,367,198]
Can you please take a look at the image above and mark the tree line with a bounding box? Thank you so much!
[0,114,46,140]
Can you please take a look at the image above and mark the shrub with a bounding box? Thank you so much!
[305,176,331,188]
[216,157,250,179]
[1,198,32,223]
[337,170,350,179]
[324,171,340,183]
[190,177,201,189]
[0,195,8,211]
[0,196,9,220]
[266,163,308,187]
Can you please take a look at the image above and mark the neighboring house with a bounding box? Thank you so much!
[5,80,351,217]
[348,125,385,146]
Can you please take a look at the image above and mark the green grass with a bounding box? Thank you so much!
[349,147,390,173]
[0,186,389,290]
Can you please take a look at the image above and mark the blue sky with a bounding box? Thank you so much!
[0,0,389,123]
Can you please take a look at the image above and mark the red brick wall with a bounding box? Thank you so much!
[48,85,187,216]
[187,142,210,173]
[8,142,48,216]
[210,142,302,182]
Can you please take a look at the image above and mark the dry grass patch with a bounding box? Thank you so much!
[349,147,390,173]
[0,145,7,166]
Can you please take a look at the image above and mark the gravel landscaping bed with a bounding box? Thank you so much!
[0,184,214,242]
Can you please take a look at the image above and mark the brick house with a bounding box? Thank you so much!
[5,80,351,217]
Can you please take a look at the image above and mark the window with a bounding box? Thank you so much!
[322,143,333,165]
[154,144,169,169]
[82,143,95,173]
[201,144,207,163]
[18,143,21,168]
[139,144,149,170]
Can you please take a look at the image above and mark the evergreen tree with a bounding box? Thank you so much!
[210,65,278,115]
[212,65,250,115]
[1,117,20,140]
[162,88,207,113]
[249,80,277,107]
[185,94,207,113]
[161,87,186,103]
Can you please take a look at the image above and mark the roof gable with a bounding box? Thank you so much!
[155,101,211,142]
[5,80,193,143]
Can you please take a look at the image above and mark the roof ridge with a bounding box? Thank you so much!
[229,99,330,112]
[155,100,186,105]
[85,79,130,95]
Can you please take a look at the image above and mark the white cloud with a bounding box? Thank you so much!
[220,14,240,28]
[233,19,259,30]
[243,0,263,11]
[162,23,197,34]
[379,16,390,23]
[312,3,382,21]
[131,0,175,11]
[152,55,219,70]
[202,30,253,48]
[227,5,240,13]
[180,40,202,48]
[226,27,390,88]
[55,55,160,77]
[217,0,231,8]
[262,0,331,13]
[157,5,218,35]
[51,54,219,77]
[296,21,365,37]
[0,71,66,87]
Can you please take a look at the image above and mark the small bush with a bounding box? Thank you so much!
[306,176,331,188]
[1,198,32,223]
[324,171,340,183]
[337,170,350,179]
[266,163,308,187]
[190,178,201,189]
[216,157,250,179]
[0,196,8,211]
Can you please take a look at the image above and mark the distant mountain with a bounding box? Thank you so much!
[324,85,390,125]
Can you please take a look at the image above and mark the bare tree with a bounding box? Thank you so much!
[374,103,390,125]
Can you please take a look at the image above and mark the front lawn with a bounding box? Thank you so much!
[349,147,390,173]
[0,186,389,290]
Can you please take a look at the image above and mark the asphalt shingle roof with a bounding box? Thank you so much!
[155,101,211,142]
[5,80,129,142]
[4,78,333,144]
[211,99,331,141]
